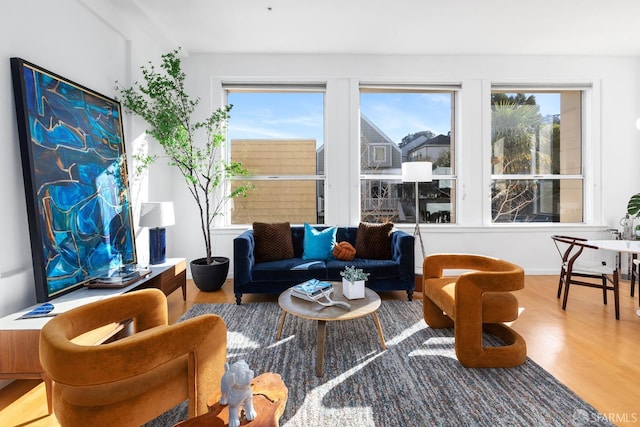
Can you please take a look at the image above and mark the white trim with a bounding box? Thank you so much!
[491,82,593,90]
[222,82,326,91]
[360,82,463,91]
[482,80,493,225]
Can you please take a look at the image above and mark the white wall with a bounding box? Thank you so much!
[0,0,166,318]
[152,53,640,279]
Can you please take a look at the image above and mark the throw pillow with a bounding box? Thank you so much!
[302,223,337,260]
[253,222,294,263]
[333,241,356,261]
[354,222,394,260]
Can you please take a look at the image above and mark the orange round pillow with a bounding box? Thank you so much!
[333,241,356,261]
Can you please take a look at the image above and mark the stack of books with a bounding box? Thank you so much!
[87,268,150,288]
[291,279,333,302]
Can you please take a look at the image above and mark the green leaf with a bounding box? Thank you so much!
[627,193,640,217]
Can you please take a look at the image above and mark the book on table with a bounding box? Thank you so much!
[291,279,333,302]
[18,303,57,319]
[86,268,151,288]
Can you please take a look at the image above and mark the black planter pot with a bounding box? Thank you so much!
[190,257,229,292]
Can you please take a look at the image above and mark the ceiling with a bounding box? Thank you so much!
[106,0,640,56]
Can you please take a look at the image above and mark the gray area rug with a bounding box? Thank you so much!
[146,300,613,427]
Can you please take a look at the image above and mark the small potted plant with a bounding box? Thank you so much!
[340,265,370,300]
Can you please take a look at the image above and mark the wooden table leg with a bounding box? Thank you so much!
[42,373,53,415]
[316,320,327,377]
[372,312,387,350]
[276,311,286,340]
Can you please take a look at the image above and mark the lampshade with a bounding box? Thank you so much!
[401,161,433,183]
[139,202,175,228]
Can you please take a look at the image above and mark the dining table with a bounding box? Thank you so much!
[586,239,640,316]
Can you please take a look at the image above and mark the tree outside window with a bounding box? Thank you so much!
[491,90,584,223]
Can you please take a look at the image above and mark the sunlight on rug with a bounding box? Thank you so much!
[145,300,613,427]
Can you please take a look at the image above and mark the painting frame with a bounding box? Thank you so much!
[10,58,137,302]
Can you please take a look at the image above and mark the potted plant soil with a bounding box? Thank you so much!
[117,49,251,291]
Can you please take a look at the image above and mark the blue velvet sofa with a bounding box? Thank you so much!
[233,225,415,304]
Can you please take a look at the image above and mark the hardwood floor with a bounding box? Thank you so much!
[1,275,639,426]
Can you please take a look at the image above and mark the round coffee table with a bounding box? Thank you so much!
[276,282,386,377]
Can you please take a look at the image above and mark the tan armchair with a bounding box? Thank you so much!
[423,254,526,368]
[39,289,227,427]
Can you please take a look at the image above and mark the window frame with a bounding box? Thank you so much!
[487,83,593,225]
[358,83,460,225]
[223,82,328,225]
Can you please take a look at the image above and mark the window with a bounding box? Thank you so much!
[490,88,585,223]
[225,85,325,224]
[371,145,389,165]
[359,85,457,224]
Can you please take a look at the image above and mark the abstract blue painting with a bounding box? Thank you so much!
[11,58,137,302]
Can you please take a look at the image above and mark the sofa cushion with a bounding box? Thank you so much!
[335,227,358,246]
[252,258,327,282]
[253,222,294,263]
[326,258,399,281]
[354,222,394,260]
[302,223,336,260]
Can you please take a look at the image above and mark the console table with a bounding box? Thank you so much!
[0,257,187,413]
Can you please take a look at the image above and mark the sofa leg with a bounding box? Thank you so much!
[406,290,413,301]
[235,294,242,305]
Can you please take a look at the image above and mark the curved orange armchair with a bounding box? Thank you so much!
[423,254,526,368]
[39,289,227,427]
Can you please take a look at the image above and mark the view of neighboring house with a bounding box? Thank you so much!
[231,139,318,224]
[319,115,453,224]
[400,132,450,163]
[230,116,452,225]
[400,131,453,223]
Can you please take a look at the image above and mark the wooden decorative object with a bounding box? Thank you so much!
[174,372,288,427]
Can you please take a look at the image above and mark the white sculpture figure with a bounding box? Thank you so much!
[220,359,257,427]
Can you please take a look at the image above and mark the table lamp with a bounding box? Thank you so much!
[139,202,175,265]
[402,161,433,259]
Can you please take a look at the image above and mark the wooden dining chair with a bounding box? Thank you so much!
[630,254,639,299]
[551,235,620,320]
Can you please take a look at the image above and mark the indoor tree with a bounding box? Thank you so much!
[116,49,251,275]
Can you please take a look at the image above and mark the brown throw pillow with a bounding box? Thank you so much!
[354,222,394,260]
[253,222,294,263]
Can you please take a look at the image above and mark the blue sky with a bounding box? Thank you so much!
[228,92,325,146]
[531,93,561,118]
[360,92,452,143]
[227,91,452,148]
[227,91,560,147]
